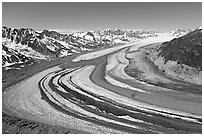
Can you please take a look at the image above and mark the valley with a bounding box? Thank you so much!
[2,38,202,133]
[2,2,202,134]
[2,26,202,134]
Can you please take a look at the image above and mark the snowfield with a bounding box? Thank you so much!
[129,33,177,52]
[72,41,137,62]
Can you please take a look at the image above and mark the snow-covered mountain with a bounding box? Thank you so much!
[2,26,192,69]
[2,44,33,68]
[170,28,192,37]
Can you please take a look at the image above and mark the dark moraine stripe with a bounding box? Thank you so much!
[39,66,201,133]
[89,60,201,133]
[39,69,152,134]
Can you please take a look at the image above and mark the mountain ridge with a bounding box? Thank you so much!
[2,26,194,69]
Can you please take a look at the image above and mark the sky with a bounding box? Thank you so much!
[2,2,202,32]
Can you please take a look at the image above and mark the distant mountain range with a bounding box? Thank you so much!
[2,26,195,69]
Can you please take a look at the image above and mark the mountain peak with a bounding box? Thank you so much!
[198,26,202,31]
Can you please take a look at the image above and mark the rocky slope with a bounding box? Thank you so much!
[147,27,202,84]
[159,28,202,70]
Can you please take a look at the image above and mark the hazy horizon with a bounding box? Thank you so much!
[2,2,202,33]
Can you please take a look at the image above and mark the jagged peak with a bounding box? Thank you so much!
[171,28,191,32]
[198,26,202,31]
